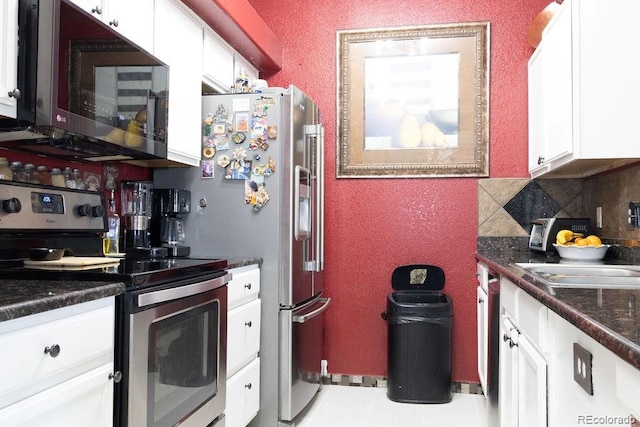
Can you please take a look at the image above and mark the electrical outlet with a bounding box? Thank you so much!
[596,207,602,228]
[628,202,640,229]
[573,343,593,395]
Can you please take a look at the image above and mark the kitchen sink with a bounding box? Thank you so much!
[512,263,640,289]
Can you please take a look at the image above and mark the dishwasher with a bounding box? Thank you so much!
[476,264,500,425]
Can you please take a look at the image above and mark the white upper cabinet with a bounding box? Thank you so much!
[0,0,18,118]
[203,29,259,94]
[203,29,235,93]
[528,0,640,178]
[154,0,203,166]
[102,0,154,53]
[69,0,154,53]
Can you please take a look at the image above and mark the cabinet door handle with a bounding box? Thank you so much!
[245,383,252,390]
[509,339,518,348]
[91,5,102,14]
[244,282,252,290]
[44,344,61,358]
[109,371,123,383]
[478,297,484,303]
[109,19,119,27]
[245,321,252,327]
[7,89,21,99]
[537,155,545,165]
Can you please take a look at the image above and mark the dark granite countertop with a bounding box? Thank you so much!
[226,256,262,270]
[0,279,125,323]
[477,250,640,371]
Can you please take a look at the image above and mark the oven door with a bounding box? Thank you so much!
[121,274,228,427]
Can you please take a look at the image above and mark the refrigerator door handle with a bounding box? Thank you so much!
[292,297,331,323]
[302,123,324,272]
[316,124,325,271]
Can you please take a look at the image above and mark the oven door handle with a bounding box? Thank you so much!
[137,273,231,307]
[292,297,331,323]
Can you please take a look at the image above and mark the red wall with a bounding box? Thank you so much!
[249,0,548,382]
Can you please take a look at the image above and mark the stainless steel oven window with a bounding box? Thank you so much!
[128,288,226,427]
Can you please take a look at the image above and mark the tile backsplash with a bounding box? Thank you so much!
[478,178,584,237]
[478,164,640,259]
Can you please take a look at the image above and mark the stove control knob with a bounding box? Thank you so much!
[92,205,105,218]
[77,203,104,217]
[2,198,22,213]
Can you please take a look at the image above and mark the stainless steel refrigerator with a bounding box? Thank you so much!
[153,85,329,427]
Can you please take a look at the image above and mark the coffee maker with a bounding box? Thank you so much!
[151,188,191,257]
[121,181,168,258]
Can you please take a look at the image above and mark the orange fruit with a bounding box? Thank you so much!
[586,235,602,246]
[574,238,589,246]
[556,229,574,245]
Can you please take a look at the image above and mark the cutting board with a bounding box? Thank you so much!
[24,256,121,270]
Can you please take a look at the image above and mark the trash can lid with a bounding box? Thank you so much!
[391,264,445,291]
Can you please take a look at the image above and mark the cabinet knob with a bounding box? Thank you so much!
[503,334,510,342]
[537,155,545,165]
[478,297,484,304]
[91,5,102,14]
[109,19,119,27]
[7,89,21,99]
[245,383,252,390]
[245,321,252,327]
[509,339,518,348]
[244,282,252,290]
[109,371,123,383]
[44,344,61,358]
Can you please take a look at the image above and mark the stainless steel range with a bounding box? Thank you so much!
[0,181,229,427]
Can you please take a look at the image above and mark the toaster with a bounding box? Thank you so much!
[529,218,592,253]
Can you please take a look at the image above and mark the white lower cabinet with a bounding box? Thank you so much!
[498,276,640,426]
[226,358,260,427]
[499,278,548,427]
[0,363,113,427]
[226,264,261,427]
[547,310,635,426]
[0,297,116,426]
[615,359,640,420]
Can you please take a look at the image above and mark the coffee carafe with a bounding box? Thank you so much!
[121,181,153,252]
[151,188,191,257]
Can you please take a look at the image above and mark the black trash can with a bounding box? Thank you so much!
[381,264,453,404]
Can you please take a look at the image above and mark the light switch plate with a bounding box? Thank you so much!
[573,343,593,395]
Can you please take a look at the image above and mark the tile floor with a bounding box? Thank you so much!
[295,385,488,427]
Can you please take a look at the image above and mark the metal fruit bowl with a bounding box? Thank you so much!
[552,243,611,261]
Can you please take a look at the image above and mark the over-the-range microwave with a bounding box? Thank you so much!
[0,0,169,162]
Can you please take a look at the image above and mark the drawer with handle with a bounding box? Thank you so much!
[0,298,115,408]
[228,265,260,310]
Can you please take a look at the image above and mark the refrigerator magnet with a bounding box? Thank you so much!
[217,155,230,168]
[202,147,215,159]
[235,112,249,132]
[213,124,225,135]
[214,135,229,151]
[212,104,230,123]
[201,160,215,179]
[267,126,277,139]
[203,114,213,136]
[231,132,246,144]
